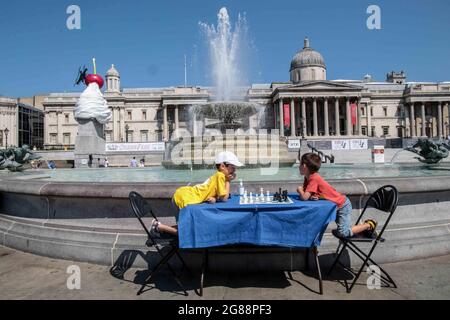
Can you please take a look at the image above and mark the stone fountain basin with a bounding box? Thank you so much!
[0,174,449,269]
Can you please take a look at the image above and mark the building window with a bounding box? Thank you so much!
[361,107,365,116]
[127,111,132,121]
[371,126,375,137]
[382,126,389,136]
[361,126,367,136]
[370,107,374,117]
[63,133,70,145]
[142,111,147,121]
[0,131,3,146]
[127,131,133,143]
[141,131,148,142]
[105,131,112,142]
[50,133,57,144]
[397,127,404,138]
[383,107,388,117]
[65,114,69,124]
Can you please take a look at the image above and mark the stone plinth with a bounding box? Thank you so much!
[74,119,106,168]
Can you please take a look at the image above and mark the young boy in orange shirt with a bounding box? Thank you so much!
[297,153,377,238]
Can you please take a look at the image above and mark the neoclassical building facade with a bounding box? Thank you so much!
[42,38,450,149]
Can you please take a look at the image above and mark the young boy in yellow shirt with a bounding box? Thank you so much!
[151,151,243,236]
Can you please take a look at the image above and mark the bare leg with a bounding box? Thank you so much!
[351,223,370,235]
[157,223,178,235]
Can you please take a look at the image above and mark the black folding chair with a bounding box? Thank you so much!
[328,185,399,293]
[128,191,193,296]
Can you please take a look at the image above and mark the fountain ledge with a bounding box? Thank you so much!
[0,175,450,269]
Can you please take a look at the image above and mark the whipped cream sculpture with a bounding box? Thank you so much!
[74,58,112,124]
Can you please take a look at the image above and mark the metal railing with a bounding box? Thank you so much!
[306,143,335,164]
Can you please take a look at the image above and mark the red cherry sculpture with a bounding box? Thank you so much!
[84,74,104,89]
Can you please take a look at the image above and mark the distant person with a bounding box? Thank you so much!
[297,153,378,238]
[104,157,109,168]
[48,161,56,170]
[139,158,145,168]
[88,154,93,168]
[98,158,106,168]
[130,157,138,168]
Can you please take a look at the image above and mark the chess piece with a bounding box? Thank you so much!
[249,192,254,204]
[266,191,271,202]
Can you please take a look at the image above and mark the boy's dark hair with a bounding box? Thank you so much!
[215,162,227,170]
[300,153,322,173]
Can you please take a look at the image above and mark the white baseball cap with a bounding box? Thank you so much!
[215,151,244,167]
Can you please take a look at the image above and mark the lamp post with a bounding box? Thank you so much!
[4,128,9,148]
[125,124,129,143]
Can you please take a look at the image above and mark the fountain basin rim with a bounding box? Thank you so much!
[1,175,449,199]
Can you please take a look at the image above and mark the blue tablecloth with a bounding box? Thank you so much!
[178,194,337,249]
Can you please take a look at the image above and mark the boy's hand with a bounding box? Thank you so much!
[206,197,216,204]
[310,195,319,201]
[226,173,236,181]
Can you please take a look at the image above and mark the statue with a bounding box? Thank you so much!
[73,58,111,168]
[404,138,450,164]
[0,145,41,172]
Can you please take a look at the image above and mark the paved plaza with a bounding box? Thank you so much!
[1,245,449,300]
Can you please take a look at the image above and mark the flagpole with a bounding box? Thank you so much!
[184,55,187,87]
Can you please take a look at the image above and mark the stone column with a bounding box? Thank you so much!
[366,104,372,137]
[163,105,169,141]
[335,97,340,136]
[279,99,284,136]
[119,108,125,142]
[421,102,426,137]
[410,103,416,137]
[111,107,116,142]
[290,98,296,137]
[346,97,352,136]
[447,102,450,138]
[301,98,307,137]
[324,98,329,136]
[57,111,63,144]
[313,98,318,136]
[273,103,277,129]
[174,105,180,139]
[438,102,443,139]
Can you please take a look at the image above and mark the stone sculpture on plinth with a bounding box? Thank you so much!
[73,59,112,168]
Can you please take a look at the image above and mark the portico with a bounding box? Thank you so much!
[273,81,363,138]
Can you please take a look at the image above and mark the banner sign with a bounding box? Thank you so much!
[350,139,368,150]
[288,139,301,149]
[106,142,165,152]
[284,103,290,127]
[351,103,357,126]
[332,140,350,150]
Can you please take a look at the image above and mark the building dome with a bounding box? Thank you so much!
[290,37,326,83]
[290,38,326,71]
[106,64,120,77]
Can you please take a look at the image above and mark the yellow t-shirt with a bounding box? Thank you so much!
[173,171,228,209]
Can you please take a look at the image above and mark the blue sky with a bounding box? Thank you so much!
[0,0,449,97]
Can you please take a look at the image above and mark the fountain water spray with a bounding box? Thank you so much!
[199,7,248,101]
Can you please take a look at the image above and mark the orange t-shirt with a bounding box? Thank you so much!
[303,173,346,208]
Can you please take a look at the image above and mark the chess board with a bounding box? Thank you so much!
[239,196,294,205]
